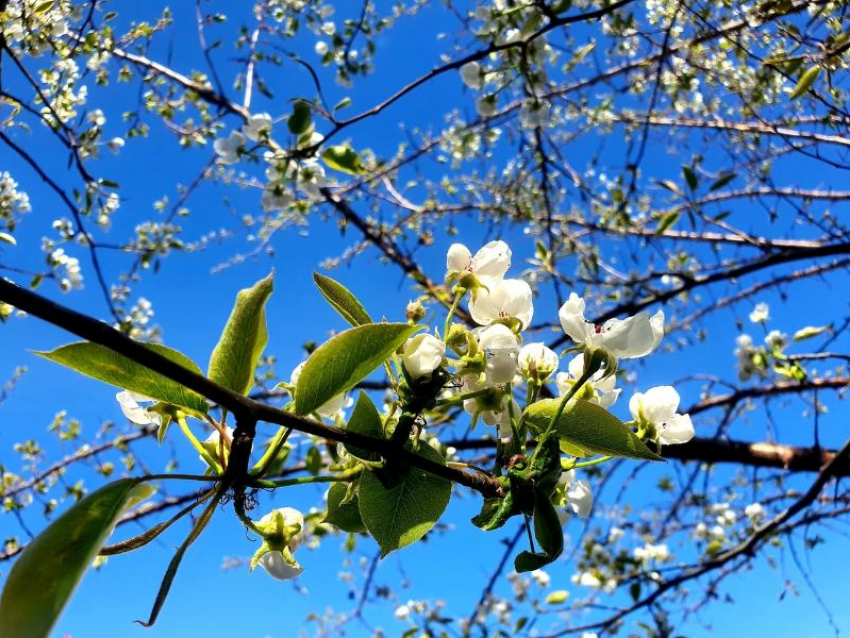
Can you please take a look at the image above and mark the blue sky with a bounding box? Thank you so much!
[1,1,849,636]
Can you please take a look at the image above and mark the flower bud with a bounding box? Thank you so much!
[250,507,306,580]
[405,299,427,323]
[401,334,446,380]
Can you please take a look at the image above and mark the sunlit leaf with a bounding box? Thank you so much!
[524,399,662,461]
[294,323,417,416]
[37,342,208,416]
[0,479,151,638]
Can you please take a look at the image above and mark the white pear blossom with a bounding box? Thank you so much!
[765,329,786,350]
[469,278,534,329]
[555,470,593,522]
[517,343,558,381]
[745,502,766,523]
[460,61,483,89]
[242,113,273,142]
[633,543,670,562]
[476,95,497,117]
[253,507,306,580]
[478,324,520,384]
[629,386,694,445]
[446,240,511,286]
[749,302,770,324]
[213,130,246,164]
[201,426,234,467]
[290,362,347,417]
[402,333,446,380]
[115,391,161,426]
[559,293,663,359]
[556,354,621,408]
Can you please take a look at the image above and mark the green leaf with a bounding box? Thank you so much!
[37,342,208,416]
[207,273,273,395]
[288,100,312,135]
[655,211,680,236]
[359,444,451,557]
[0,231,16,246]
[655,179,683,196]
[325,481,366,533]
[321,145,364,175]
[532,489,563,558]
[793,325,831,341]
[345,392,383,460]
[333,97,352,111]
[789,65,820,100]
[524,399,662,461]
[682,165,698,191]
[514,551,552,572]
[313,273,372,326]
[294,323,418,416]
[0,479,150,638]
[709,172,736,191]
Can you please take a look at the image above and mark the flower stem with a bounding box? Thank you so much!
[264,465,364,489]
[250,426,293,476]
[443,288,466,338]
[177,414,219,471]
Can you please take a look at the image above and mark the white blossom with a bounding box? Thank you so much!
[446,240,511,286]
[115,391,161,426]
[478,324,520,384]
[556,354,621,408]
[253,507,306,580]
[402,334,446,380]
[242,113,273,142]
[460,61,483,89]
[629,386,694,445]
[749,302,769,324]
[517,343,558,381]
[469,278,533,329]
[559,292,663,359]
[213,130,246,164]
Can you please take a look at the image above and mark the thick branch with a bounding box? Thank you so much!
[0,277,502,498]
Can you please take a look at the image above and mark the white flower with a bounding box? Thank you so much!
[115,390,161,426]
[494,399,522,440]
[555,470,593,520]
[633,543,670,562]
[749,302,769,324]
[253,507,306,580]
[213,130,246,164]
[469,278,534,329]
[460,61,483,89]
[478,324,520,384]
[573,572,602,588]
[446,240,511,286]
[201,426,234,467]
[242,113,274,142]
[520,100,550,129]
[745,502,766,523]
[765,330,786,350]
[556,354,621,408]
[290,363,349,417]
[629,386,694,445]
[394,604,410,620]
[517,343,558,381]
[106,137,125,154]
[531,569,551,587]
[402,334,446,380]
[559,293,663,359]
[476,95,497,117]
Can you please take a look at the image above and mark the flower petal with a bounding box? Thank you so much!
[558,293,589,345]
[659,413,694,445]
